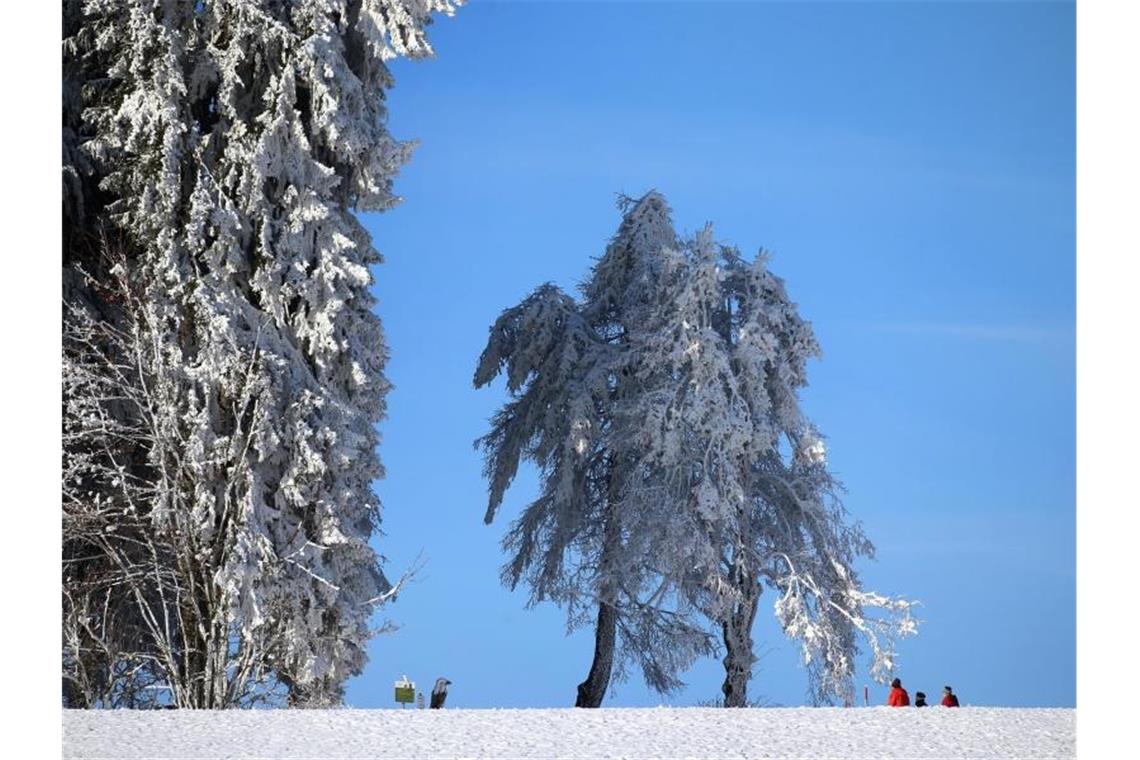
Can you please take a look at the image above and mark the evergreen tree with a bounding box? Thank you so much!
[62,0,457,707]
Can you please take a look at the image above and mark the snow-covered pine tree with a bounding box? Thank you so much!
[474,194,716,707]
[62,0,456,707]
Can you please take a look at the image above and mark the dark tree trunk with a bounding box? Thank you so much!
[575,599,617,707]
[721,578,760,707]
[576,482,622,708]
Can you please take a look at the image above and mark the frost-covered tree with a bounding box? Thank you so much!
[64,245,280,707]
[62,0,456,707]
[606,203,916,706]
[477,192,916,708]
[474,194,716,707]
[627,225,918,706]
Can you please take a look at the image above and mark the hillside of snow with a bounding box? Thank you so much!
[64,706,1074,759]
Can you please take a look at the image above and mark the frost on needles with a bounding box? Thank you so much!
[476,192,918,708]
[62,0,458,709]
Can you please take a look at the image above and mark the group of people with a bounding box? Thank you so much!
[887,679,960,708]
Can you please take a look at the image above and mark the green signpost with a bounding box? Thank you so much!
[394,675,415,708]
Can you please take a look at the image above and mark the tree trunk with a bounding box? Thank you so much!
[575,599,617,707]
[576,481,622,708]
[721,581,759,707]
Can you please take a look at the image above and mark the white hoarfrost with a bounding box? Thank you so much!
[62,0,457,708]
[476,193,916,708]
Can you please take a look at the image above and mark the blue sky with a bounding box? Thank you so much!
[345,0,1075,709]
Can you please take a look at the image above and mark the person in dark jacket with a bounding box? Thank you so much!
[914,691,928,707]
[941,686,960,707]
[430,677,452,709]
[887,678,910,707]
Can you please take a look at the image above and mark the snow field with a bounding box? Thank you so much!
[64,706,1074,759]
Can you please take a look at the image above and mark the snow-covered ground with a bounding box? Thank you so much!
[64,706,1074,759]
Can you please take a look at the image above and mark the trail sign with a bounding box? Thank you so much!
[394,675,415,707]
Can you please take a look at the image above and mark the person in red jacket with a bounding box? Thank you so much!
[887,678,910,707]
[941,686,960,707]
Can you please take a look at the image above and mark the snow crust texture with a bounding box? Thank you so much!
[64,706,1074,759]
